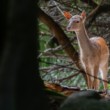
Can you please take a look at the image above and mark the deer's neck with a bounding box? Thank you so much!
[75,24,92,55]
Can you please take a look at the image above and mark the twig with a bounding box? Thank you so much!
[57,72,80,82]
[38,37,76,58]
[85,72,109,83]
[38,45,62,58]
[53,1,64,17]
[40,56,109,83]
[39,59,77,71]
[53,1,72,20]
[87,0,104,20]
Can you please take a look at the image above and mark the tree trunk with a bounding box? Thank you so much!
[0,1,50,110]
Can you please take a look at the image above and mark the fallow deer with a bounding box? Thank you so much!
[65,11,109,91]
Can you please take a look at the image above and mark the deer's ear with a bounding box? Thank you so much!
[63,11,72,20]
[81,11,86,22]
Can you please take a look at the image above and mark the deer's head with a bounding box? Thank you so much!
[65,11,86,32]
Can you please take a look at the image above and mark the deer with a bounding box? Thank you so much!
[65,11,109,91]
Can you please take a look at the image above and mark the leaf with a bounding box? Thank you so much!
[63,11,72,20]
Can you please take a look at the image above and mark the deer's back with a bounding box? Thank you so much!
[90,37,109,65]
[90,37,109,54]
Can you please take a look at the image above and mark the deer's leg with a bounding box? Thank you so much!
[87,73,92,89]
[85,66,92,89]
[92,65,99,90]
[82,59,93,89]
[86,72,91,89]
[99,63,108,91]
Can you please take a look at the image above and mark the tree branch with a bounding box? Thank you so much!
[81,0,110,27]
[37,6,87,80]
